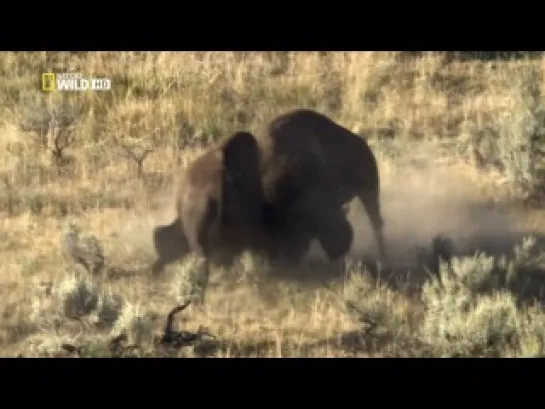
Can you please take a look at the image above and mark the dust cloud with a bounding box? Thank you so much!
[125,154,536,283]
[109,188,177,258]
[341,161,529,271]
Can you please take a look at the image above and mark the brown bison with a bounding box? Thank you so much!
[151,109,386,301]
[258,108,386,264]
[151,131,270,302]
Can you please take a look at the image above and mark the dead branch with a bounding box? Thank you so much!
[61,343,86,357]
[114,137,154,179]
[159,302,216,349]
[19,103,80,167]
[108,333,141,357]
[49,120,75,164]
[161,301,191,342]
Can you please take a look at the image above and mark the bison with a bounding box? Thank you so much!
[151,109,386,302]
[151,131,270,303]
[258,108,386,264]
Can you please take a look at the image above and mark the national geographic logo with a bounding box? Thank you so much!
[41,73,57,91]
[40,72,111,92]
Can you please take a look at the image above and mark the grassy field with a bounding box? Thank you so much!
[2,51,545,357]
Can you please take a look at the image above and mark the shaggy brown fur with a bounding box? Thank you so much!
[151,131,267,302]
[258,108,386,263]
[151,109,386,299]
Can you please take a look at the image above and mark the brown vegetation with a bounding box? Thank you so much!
[2,51,545,357]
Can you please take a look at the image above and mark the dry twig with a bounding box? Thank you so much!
[108,333,141,357]
[159,302,216,349]
[113,137,153,179]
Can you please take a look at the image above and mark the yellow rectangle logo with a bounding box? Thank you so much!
[41,73,56,91]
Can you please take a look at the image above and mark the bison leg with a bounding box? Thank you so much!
[183,199,220,307]
[183,223,212,307]
[283,186,354,263]
[281,224,314,265]
[359,189,387,264]
[317,209,354,262]
[280,210,352,266]
[271,199,316,265]
[151,218,189,275]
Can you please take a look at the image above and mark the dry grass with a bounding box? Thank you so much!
[2,51,545,357]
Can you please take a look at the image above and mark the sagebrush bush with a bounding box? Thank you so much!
[110,302,155,347]
[415,234,454,275]
[465,65,545,201]
[421,237,545,357]
[93,292,124,329]
[170,254,209,304]
[343,260,409,337]
[30,271,125,333]
[53,272,100,319]
[25,334,74,357]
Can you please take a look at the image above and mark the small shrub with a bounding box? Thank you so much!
[92,292,124,329]
[30,272,125,332]
[17,95,83,167]
[342,260,408,337]
[467,65,545,202]
[110,302,155,347]
[420,239,545,356]
[25,334,73,357]
[170,254,209,304]
[517,307,545,357]
[415,234,454,275]
[53,272,100,319]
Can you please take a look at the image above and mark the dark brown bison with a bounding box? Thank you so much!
[258,108,386,264]
[151,131,269,302]
[151,109,386,301]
